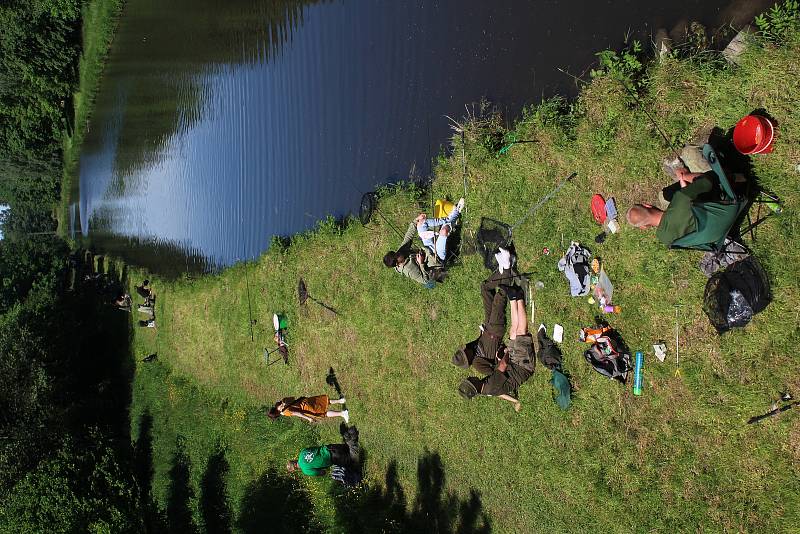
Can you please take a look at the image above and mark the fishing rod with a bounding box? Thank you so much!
[555,66,684,164]
[243,257,255,342]
[460,130,468,202]
[510,172,577,235]
[748,392,798,424]
[617,80,684,164]
[428,114,435,234]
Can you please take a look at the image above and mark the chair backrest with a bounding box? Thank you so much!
[669,144,747,251]
[703,144,736,201]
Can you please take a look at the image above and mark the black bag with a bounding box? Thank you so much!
[703,256,770,334]
[475,218,512,271]
[584,334,631,383]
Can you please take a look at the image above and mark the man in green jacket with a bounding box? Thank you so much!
[383,198,464,287]
[625,168,736,247]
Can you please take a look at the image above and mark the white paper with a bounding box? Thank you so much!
[553,324,564,343]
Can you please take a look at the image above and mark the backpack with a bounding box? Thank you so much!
[584,334,631,383]
[703,256,770,334]
[475,218,513,271]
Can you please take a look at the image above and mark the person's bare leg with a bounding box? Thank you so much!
[509,299,519,340]
[327,410,349,423]
[512,300,528,336]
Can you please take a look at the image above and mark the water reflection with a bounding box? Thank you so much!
[77,0,740,274]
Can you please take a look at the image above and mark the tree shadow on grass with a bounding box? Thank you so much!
[167,435,198,534]
[133,410,168,531]
[334,449,491,534]
[236,467,322,534]
[200,446,233,534]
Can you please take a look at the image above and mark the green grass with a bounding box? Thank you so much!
[57,0,124,237]
[128,35,800,532]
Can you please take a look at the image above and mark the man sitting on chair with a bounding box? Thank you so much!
[625,167,738,247]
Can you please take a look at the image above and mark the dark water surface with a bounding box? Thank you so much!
[76,0,741,274]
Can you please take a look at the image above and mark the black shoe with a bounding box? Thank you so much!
[499,284,524,301]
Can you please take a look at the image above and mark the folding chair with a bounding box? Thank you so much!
[669,144,781,253]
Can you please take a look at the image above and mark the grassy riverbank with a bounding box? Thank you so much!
[57,0,124,236]
[128,29,800,533]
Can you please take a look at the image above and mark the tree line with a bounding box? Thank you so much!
[0,0,82,210]
[0,1,143,530]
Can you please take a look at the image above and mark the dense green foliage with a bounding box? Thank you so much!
[0,1,141,530]
[0,243,143,530]
[755,0,800,43]
[0,0,83,209]
[0,1,80,166]
[0,437,142,533]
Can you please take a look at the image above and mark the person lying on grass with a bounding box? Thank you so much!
[453,258,535,412]
[287,426,360,477]
[382,198,464,287]
[451,254,518,374]
[625,166,733,246]
[268,395,349,423]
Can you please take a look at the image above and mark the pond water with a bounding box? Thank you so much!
[75,0,743,275]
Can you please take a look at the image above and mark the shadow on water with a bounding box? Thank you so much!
[333,449,491,534]
[98,0,322,183]
[167,435,199,534]
[87,228,212,280]
[200,446,234,534]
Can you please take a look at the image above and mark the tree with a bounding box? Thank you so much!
[0,437,143,533]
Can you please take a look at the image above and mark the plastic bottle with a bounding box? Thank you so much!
[633,351,644,396]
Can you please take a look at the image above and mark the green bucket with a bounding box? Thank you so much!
[273,313,288,331]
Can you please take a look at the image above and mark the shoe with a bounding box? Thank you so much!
[455,197,465,213]
[499,284,524,301]
[495,247,512,273]
[341,410,350,424]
